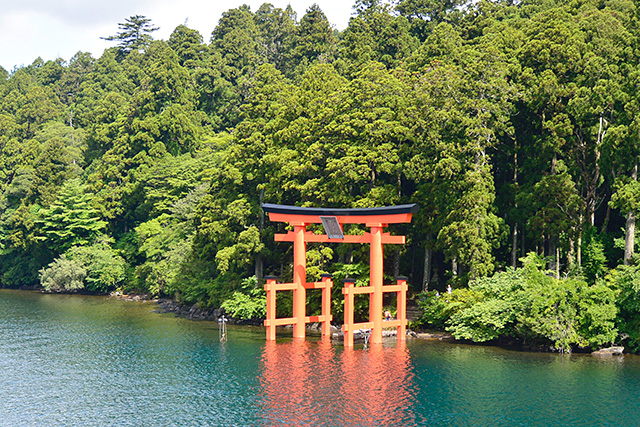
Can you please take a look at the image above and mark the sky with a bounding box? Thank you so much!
[0,0,356,72]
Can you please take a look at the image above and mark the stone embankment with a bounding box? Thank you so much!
[414,332,454,340]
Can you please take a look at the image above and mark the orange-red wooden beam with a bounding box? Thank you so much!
[274,231,405,245]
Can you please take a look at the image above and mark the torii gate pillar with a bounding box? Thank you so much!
[292,224,307,338]
[369,224,384,344]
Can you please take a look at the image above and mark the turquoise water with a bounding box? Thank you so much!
[0,289,639,426]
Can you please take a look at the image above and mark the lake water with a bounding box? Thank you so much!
[0,289,639,426]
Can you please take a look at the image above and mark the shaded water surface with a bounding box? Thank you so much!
[0,289,639,426]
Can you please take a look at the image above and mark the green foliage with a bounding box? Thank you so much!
[220,276,266,319]
[167,25,207,69]
[289,4,336,68]
[134,179,207,296]
[607,265,640,352]
[582,231,608,284]
[417,254,618,353]
[101,15,159,58]
[610,176,640,216]
[340,1,418,73]
[1,2,640,353]
[39,254,86,292]
[306,246,334,281]
[327,262,372,323]
[417,288,480,330]
[38,241,125,294]
[67,243,126,293]
[35,178,107,254]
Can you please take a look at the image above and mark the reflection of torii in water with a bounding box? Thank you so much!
[260,340,417,425]
[261,203,418,347]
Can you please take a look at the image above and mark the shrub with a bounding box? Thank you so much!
[67,243,126,293]
[220,276,266,319]
[39,255,86,292]
[608,264,640,352]
[415,253,618,353]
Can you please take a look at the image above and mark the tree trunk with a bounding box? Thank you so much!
[555,246,560,279]
[255,255,263,283]
[624,212,635,266]
[393,249,400,278]
[587,116,606,226]
[601,204,611,234]
[568,238,575,271]
[624,160,638,265]
[577,233,582,267]
[423,244,432,292]
[548,237,557,275]
[256,188,265,282]
[511,147,518,268]
[511,223,518,268]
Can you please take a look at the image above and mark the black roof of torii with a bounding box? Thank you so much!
[261,203,419,217]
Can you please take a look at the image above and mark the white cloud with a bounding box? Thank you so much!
[0,0,355,72]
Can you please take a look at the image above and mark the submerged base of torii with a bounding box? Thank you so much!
[261,203,418,347]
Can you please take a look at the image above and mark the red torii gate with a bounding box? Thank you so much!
[261,203,418,347]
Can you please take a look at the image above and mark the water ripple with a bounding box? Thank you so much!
[2,290,640,426]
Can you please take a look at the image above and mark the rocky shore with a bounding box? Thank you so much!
[144,296,421,342]
[152,298,264,325]
[112,293,626,354]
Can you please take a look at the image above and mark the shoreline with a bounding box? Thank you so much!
[110,291,626,355]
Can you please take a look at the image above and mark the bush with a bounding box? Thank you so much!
[415,253,618,353]
[39,255,86,292]
[417,288,481,330]
[39,243,127,294]
[608,264,640,352]
[67,243,126,293]
[220,276,266,319]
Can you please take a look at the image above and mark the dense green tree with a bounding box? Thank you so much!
[211,5,262,84]
[287,4,337,76]
[220,276,266,319]
[395,0,469,40]
[197,6,265,129]
[407,22,514,281]
[168,25,208,69]
[35,179,107,254]
[67,242,126,293]
[340,0,418,73]
[255,3,297,72]
[14,86,63,139]
[605,0,640,265]
[609,263,640,351]
[519,163,582,276]
[420,253,618,353]
[102,15,159,58]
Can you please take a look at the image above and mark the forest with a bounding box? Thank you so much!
[1,0,640,353]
